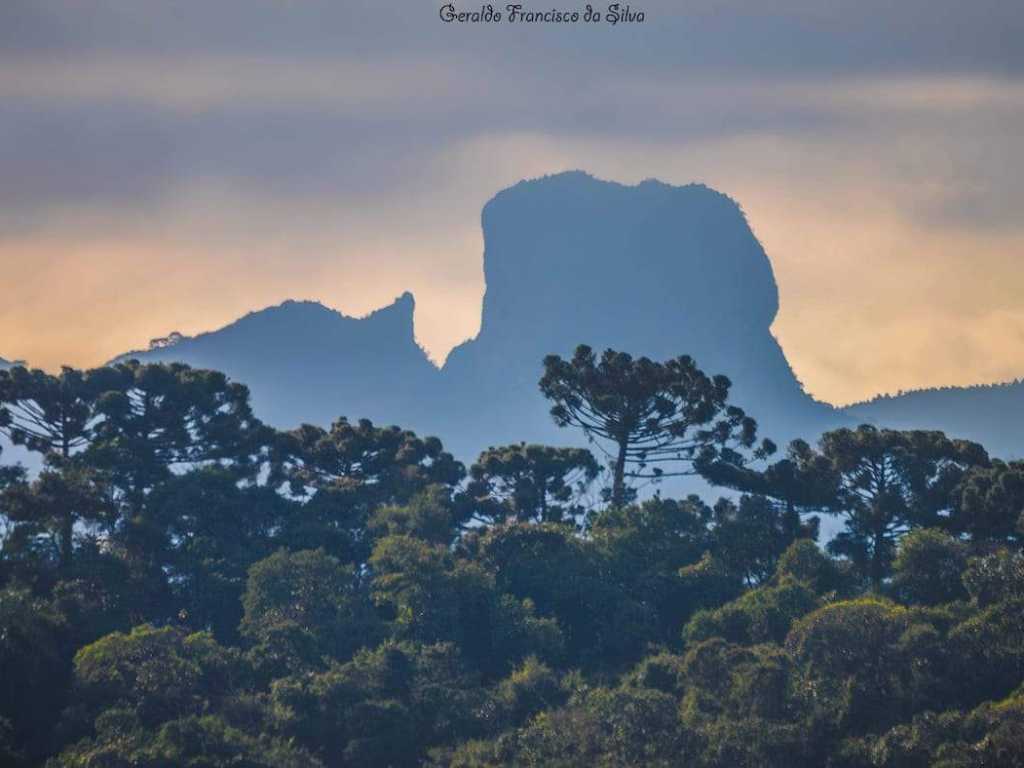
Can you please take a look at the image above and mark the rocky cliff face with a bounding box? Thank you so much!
[101,171,1023,471]
[438,172,839,455]
[113,172,848,460]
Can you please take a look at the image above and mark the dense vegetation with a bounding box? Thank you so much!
[1,346,1022,767]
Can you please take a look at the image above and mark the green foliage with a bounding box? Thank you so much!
[241,548,379,677]
[949,596,1024,705]
[685,578,820,646]
[891,529,969,606]
[369,484,463,545]
[775,538,851,596]
[270,641,486,767]
[0,365,110,457]
[491,656,566,728]
[465,443,599,525]
[271,417,465,565]
[468,522,656,669]
[1,466,112,574]
[786,598,952,734]
[540,344,772,507]
[952,459,1024,544]
[0,584,69,762]
[0,357,1021,766]
[51,712,320,768]
[962,548,1024,607]
[678,551,746,614]
[69,625,246,730]
[588,496,712,636]
[370,534,564,677]
[818,426,988,587]
[708,494,819,585]
[447,685,688,767]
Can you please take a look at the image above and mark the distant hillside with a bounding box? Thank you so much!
[844,380,1024,460]
[107,171,1024,468]
[116,293,442,431]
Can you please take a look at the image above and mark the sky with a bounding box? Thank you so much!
[1,0,1023,405]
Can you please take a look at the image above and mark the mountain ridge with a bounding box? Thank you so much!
[99,170,1021,463]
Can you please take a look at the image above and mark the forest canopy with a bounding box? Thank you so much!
[0,348,1022,767]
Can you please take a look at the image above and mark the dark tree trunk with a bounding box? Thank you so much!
[60,432,73,572]
[870,529,886,591]
[59,513,73,573]
[611,437,628,508]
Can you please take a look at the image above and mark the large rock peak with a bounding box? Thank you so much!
[440,171,833,456]
[471,171,779,354]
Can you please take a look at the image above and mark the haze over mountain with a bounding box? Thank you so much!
[437,172,840,457]
[847,381,1024,460]
[111,172,1022,465]
[114,294,438,431]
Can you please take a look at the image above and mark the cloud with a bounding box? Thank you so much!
[0,1,1023,405]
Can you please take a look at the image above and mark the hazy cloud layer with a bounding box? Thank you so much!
[1,1,1022,404]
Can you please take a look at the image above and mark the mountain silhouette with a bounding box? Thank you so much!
[437,172,840,457]
[114,294,440,431]
[846,381,1024,460]
[112,171,1022,466]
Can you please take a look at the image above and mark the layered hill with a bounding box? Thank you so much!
[847,381,1024,460]
[114,294,441,431]
[118,172,844,460]
[111,171,1023,465]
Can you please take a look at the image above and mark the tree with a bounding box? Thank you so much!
[277,417,463,503]
[54,713,320,768]
[774,539,850,597]
[684,578,820,646]
[241,548,379,676]
[700,438,838,542]
[539,345,773,507]
[951,459,1024,545]
[67,625,246,730]
[0,365,118,572]
[144,467,291,640]
[90,361,264,510]
[0,365,113,460]
[1,466,112,573]
[446,684,688,767]
[816,426,987,588]
[588,496,713,638]
[464,443,599,525]
[785,598,927,735]
[270,641,488,767]
[369,535,563,678]
[0,584,69,763]
[891,529,968,606]
[273,418,464,563]
[466,522,656,669]
[709,494,819,586]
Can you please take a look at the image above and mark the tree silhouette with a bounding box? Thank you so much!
[0,365,119,571]
[89,361,264,510]
[464,443,600,525]
[539,345,773,507]
[951,459,1024,544]
[0,365,113,459]
[818,425,988,588]
[700,438,838,542]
